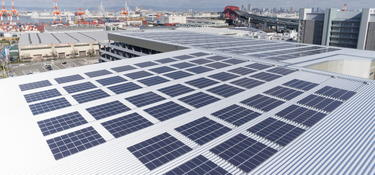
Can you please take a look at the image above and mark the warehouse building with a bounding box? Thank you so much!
[0,30,373,174]
[18,31,108,61]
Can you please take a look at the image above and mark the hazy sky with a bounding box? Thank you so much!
[13,0,375,10]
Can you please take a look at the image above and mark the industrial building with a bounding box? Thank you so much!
[18,31,108,61]
[0,30,374,174]
[299,8,375,51]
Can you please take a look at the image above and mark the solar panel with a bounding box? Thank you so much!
[315,86,356,101]
[155,58,177,64]
[186,78,219,88]
[138,76,170,86]
[267,67,297,75]
[125,71,153,79]
[191,58,213,65]
[251,72,282,81]
[46,127,105,160]
[96,76,127,86]
[207,84,245,98]
[246,63,272,70]
[150,66,176,74]
[212,104,261,126]
[298,95,343,112]
[241,94,284,112]
[19,80,52,91]
[87,101,130,120]
[186,66,213,74]
[126,92,166,107]
[174,55,195,60]
[210,134,277,173]
[205,62,231,69]
[107,82,142,94]
[165,155,230,175]
[158,84,195,97]
[171,62,196,69]
[63,82,97,94]
[230,78,264,89]
[223,58,246,65]
[145,101,190,121]
[209,72,239,81]
[29,98,71,115]
[135,61,158,68]
[228,67,257,75]
[264,86,304,100]
[85,70,112,78]
[176,117,231,145]
[55,74,84,84]
[111,65,136,72]
[24,89,61,103]
[283,79,318,91]
[164,71,193,80]
[72,89,110,104]
[179,92,220,108]
[37,112,87,136]
[248,118,305,146]
[206,55,228,61]
[276,105,327,127]
[102,113,153,138]
[127,133,192,170]
[190,52,210,57]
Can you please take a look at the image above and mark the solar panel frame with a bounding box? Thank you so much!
[55,74,84,84]
[107,82,142,94]
[126,92,166,107]
[145,101,191,121]
[297,94,343,112]
[125,71,154,79]
[87,101,130,120]
[267,67,297,75]
[179,92,220,108]
[158,84,195,97]
[283,79,319,91]
[138,76,170,86]
[230,78,264,89]
[135,61,158,68]
[276,105,327,127]
[209,72,239,81]
[207,84,245,98]
[149,66,176,74]
[37,111,87,136]
[205,62,232,69]
[19,80,52,91]
[72,89,110,104]
[246,63,273,70]
[102,113,153,138]
[164,71,193,80]
[228,67,257,75]
[186,66,213,74]
[85,70,112,78]
[171,62,196,69]
[24,89,62,103]
[212,104,261,126]
[186,78,219,89]
[264,86,304,100]
[315,86,356,101]
[96,76,127,86]
[251,72,282,81]
[63,82,97,94]
[111,65,137,73]
[29,98,71,115]
[241,94,285,112]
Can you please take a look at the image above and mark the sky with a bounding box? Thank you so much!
[13,0,375,11]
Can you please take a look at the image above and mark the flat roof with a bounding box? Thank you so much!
[0,30,374,174]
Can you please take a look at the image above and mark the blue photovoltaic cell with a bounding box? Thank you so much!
[276,105,327,127]
[174,55,195,60]
[207,84,245,98]
[37,112,87,136]
[251,72,282,81]
[230,78,264,89]
[55,74,84,84]
[29,98,71,115]
[107,82,142,94]
[155,58,177,64]
[85,70,112,78]
[241,94,284,112]
[24,89,61,103]
[165,155,230,175]
[135,61,158,68]
[138,76,170,86]
[191,58,213,64]
[102,113,153,138]
[127,133,192,170]
[171,62,196,69]
[264,86,304,100]
[19,80,52,91]
[245,63,272,70]
[210,134,277,173]
[126,92,166,107]
[111,65,136,72]
[87,101,130,120]
[164,71,193,80]
[179,92,220,108]
[283,79,318,91]
[315,86,356,101]
[212,104,261,126]
[267,67,297,75]
[158,84,195,97]
[223,58,246,65]
[209,72,239,81]
[63,82,97,94]
[145,101,191,121]
[190,52,210,57]
[228,67,257,75]
[186,66,213,74]
[96,76,127,86]
[72,89,110,104]
[125,71,153,79]
[248,118,305,146]
[46,127,105,160]
[206,62,231,69]
[298,94,343,112]
[150,66,176,74]
[176,117,231,145]
[186,78,219,88]
[206,56,228,61]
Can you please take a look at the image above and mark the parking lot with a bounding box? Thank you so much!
[7,57,99,77]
